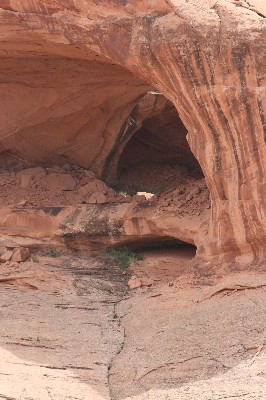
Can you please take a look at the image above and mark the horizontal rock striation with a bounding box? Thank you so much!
[0,0,265,263]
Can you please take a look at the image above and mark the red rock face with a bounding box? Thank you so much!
[0,0,265,263]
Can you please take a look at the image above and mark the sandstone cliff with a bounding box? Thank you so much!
[0,0,265,263]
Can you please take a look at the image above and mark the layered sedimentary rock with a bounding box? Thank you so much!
[0,155,208,253]
[0,0,265,263]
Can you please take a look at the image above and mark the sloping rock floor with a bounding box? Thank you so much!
[0,250,265,399]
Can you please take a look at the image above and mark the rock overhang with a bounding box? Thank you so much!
[0,0,265,263]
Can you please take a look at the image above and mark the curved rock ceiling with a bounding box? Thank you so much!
[0,0,265,262]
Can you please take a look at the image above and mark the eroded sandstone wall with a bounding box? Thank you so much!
[0,0,265,263]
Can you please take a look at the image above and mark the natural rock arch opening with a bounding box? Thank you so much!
[108,93,205,198]
[0,0,264,263]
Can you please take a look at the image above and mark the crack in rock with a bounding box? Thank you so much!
[199,284,266,302]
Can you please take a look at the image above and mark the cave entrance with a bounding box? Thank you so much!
[117,238,197,277]
[111,93,204,195]
[111,237,196,264]
[138,240,197,265]
[124,237,196,253]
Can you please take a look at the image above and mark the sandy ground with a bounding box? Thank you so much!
[0,250,265,399]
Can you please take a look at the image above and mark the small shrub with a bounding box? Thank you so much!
[104,246,143,268]
[42,249,61,258]
[31,255,39,263]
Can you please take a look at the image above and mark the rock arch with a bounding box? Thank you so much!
[0,0,265,263]
[102,92,202,184]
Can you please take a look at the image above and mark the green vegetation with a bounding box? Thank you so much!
[110,183,167,196]
[42,249,61,258]
[104,246,143,268]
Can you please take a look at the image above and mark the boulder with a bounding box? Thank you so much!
[17,167,46,189]
[128,278,142,289]
[44,173,77,191]
[11,247,30,263]
[78,180,108,196]
[87,192,108,204]
[0,250,14,262]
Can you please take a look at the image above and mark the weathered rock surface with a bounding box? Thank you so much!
[111,269,266,399]
[0,249,265,399]
[0,0,265,263]
[1,6,265,399]
[0,191,208,254]
[0,255,128,400]
[0,154,208,253]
